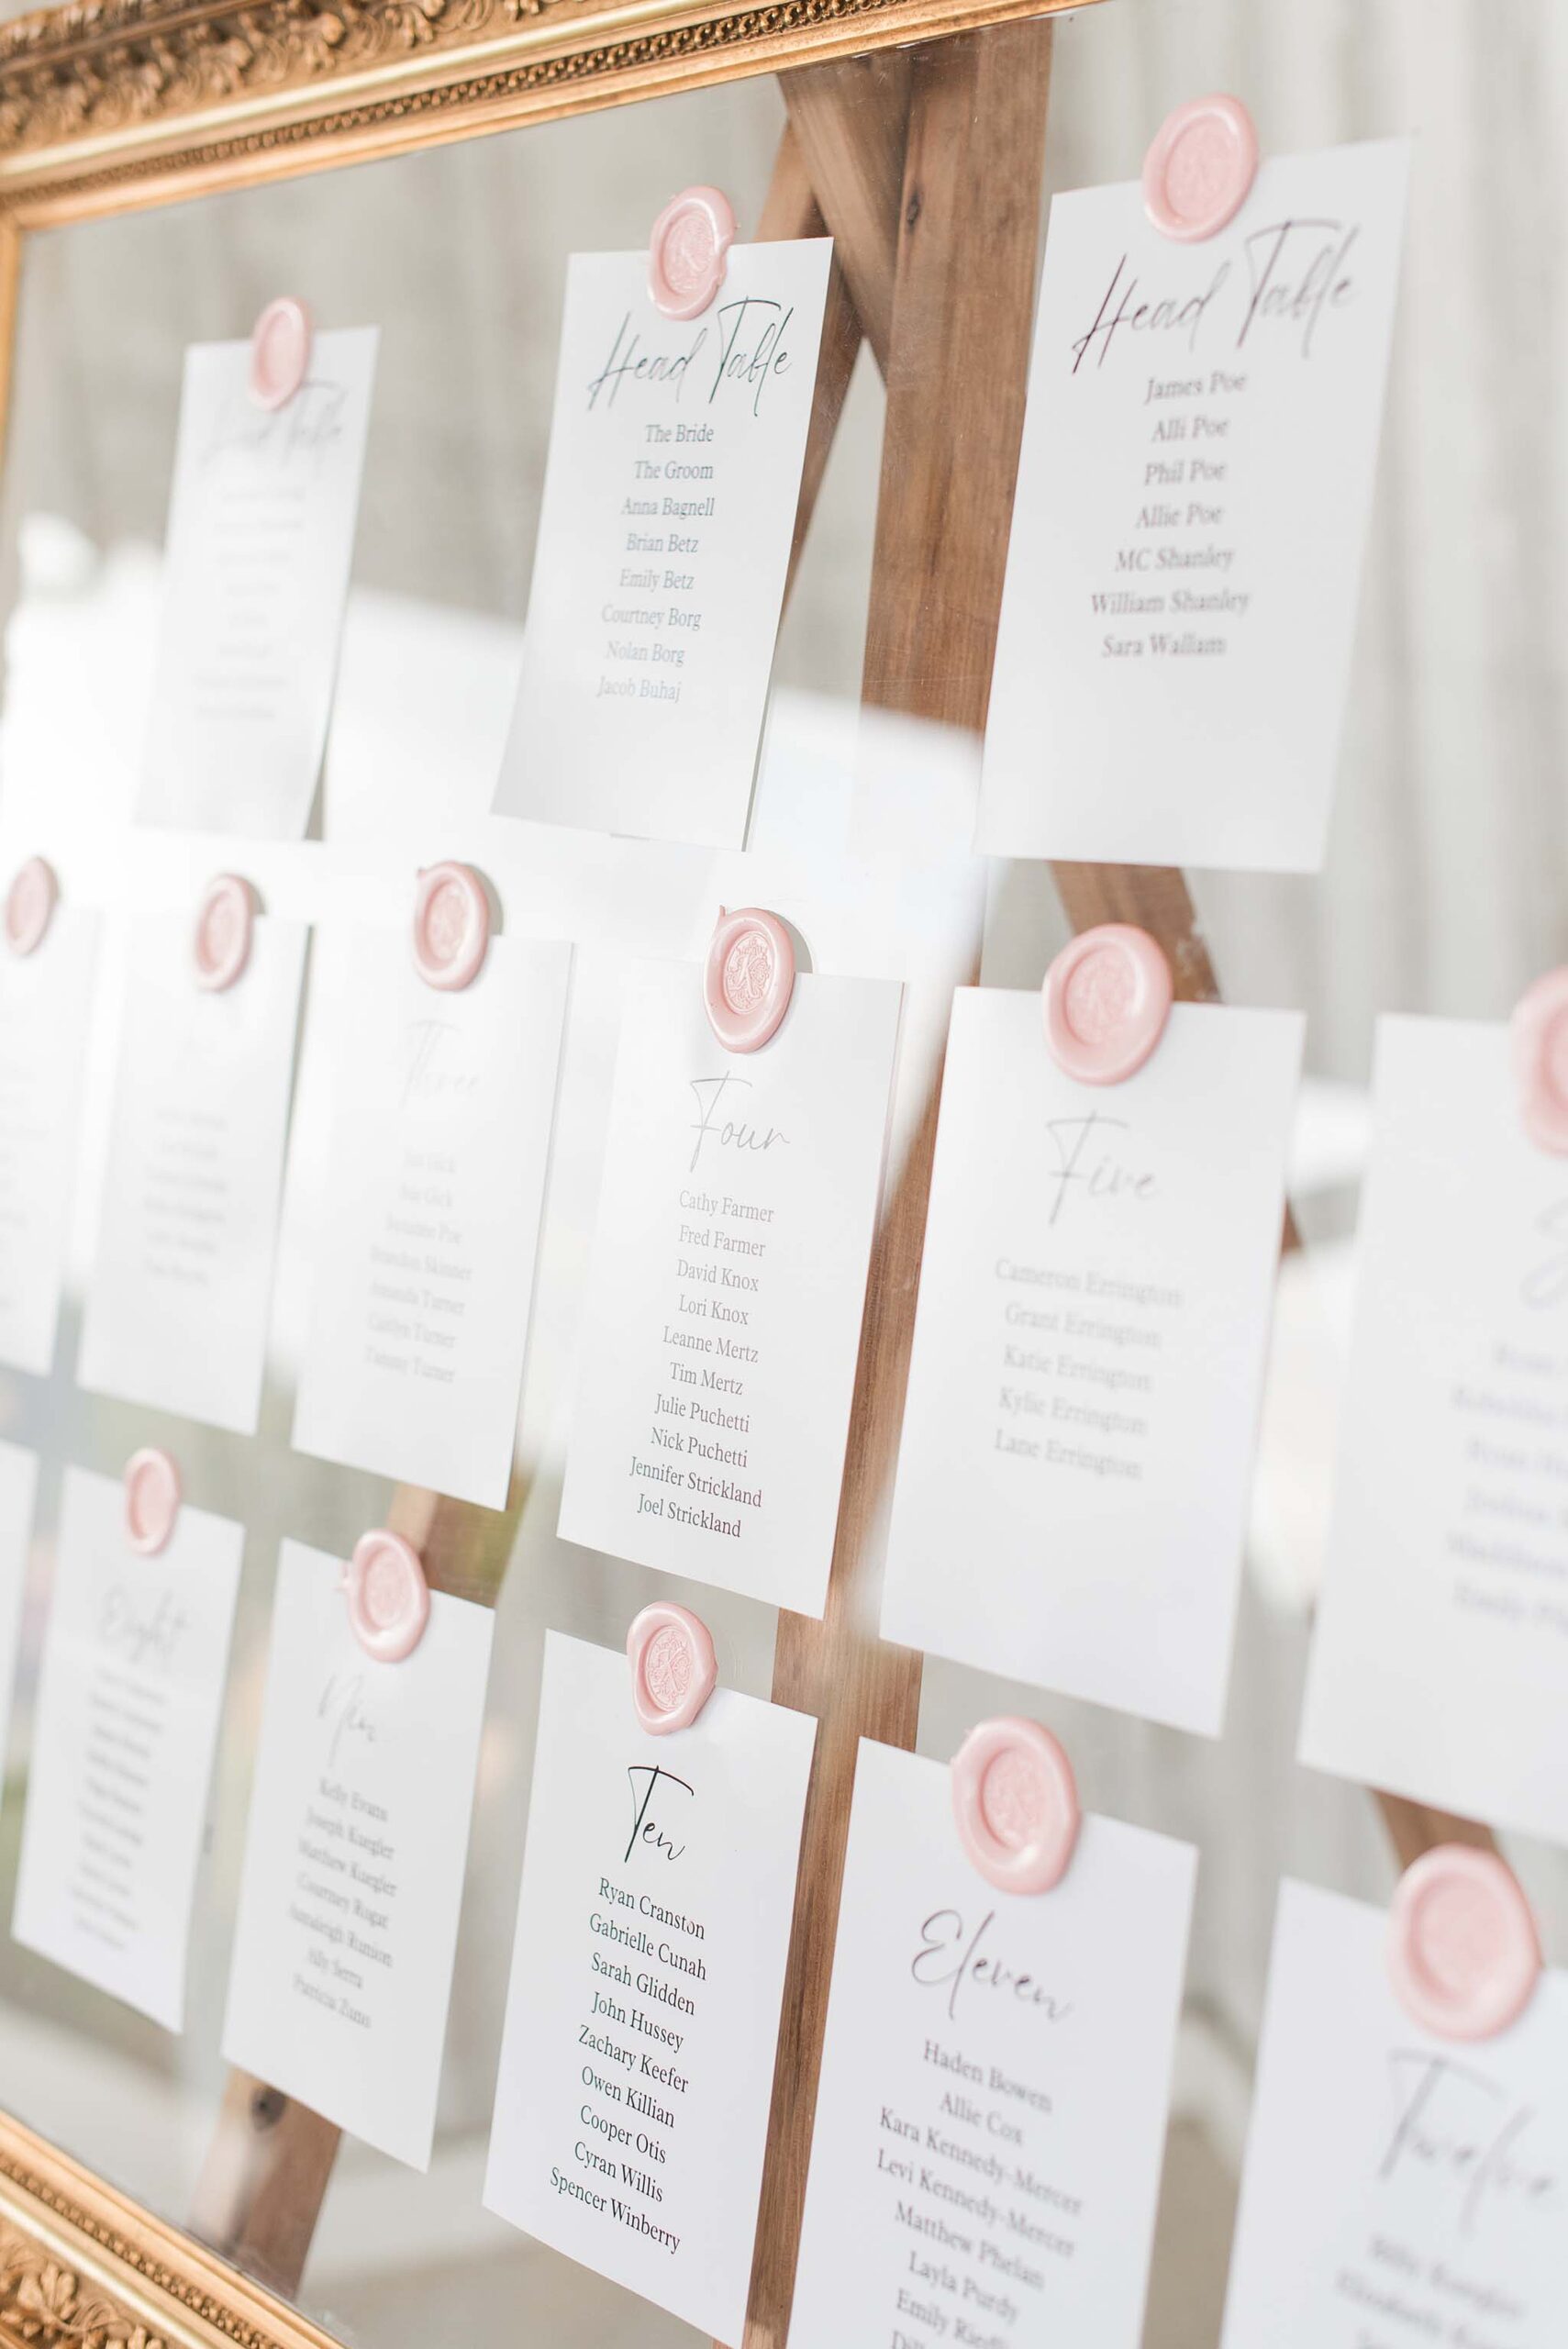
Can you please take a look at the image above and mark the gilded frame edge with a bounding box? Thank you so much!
[0,2108,339,2349]
[0,0,1092,225]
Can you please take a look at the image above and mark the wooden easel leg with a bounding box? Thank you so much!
[733,28,1056,2349]
[782,54,910,373]
[759,122,865,602]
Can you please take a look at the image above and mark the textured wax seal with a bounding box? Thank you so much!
[628,1602,717,1734]
[649,187,736,320]
[1387,1845,1541,2042]
[5,857,58,957]
[124,1448,182,1556]
[250,296,312,409]
[343,1530,431,1663]
[193,874,256,992]
[1511,966,1568,1152]
[951,1717,1080,1896]
[411,862,491,992]
[703,907,795,1053]
[1042,923,1173,1085]
[1142,95,1260,242]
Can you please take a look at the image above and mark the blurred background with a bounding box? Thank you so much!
[0,0,1563,2341]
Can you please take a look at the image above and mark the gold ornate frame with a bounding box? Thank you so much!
[0,2111,338,2347]
[0,0,1079,224]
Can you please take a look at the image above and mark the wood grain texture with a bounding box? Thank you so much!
[783,52,910,372]
[187,2071,343,2300]
[732,31,1056,2348]
[862,21,1053,734]
[757,120,866,605]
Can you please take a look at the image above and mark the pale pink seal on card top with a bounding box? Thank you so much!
[250,296,312,410]
[1510,965,1568,1153]
[5,856,58,957]
[344,1530,430,1664]
[411,861,491,992]
[703,906,795,1053]
[1042,922,1173,1085]
[628,1602,717,1735]
[193,874,256,993]
[1142,95,1260,244]
[124,1448,182,1556]
[1387,1845,1540,2042]
[649,186,737,321]
[951,1717,1080,1897]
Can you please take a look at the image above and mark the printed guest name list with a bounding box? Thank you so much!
[559,957,900,1616]
[980,138,1410,870]
[484,1634,816,2340]
[789,1742,1195,2349]
[494,238,832,847]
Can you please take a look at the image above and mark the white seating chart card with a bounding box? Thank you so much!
[138,327,377,839]
[0,1442,38,1780]
[79,912,306,1435]
[0,903,98,1375]
[789,1740,1195,2349]
[290,925,571,1508]
[13,1466,243,2030]
[484,1632,816,2341]
[222,1540,494,2171]
[1221,1879,1568,2348]
[882,991,1301,1734]
[558,956,901,1615]
[1301,1016,1568,1843]
[493,239,832,846]
[979,139,1410,870]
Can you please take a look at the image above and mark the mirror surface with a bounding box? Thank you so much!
[0,2,1563,2342]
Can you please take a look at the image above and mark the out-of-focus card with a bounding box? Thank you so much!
[290,924,570,1507]
[13,1465,242,2029]
[222,1539,494,2170]
[79,909,306,1433]
[139,327,376,837]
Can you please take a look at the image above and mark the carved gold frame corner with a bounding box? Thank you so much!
[0,2110,339,2349]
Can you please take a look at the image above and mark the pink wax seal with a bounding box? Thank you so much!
[250,296,312,410]
[343,1530,430,1664]
[4,855,58,957]
[124,1448,181,1556]
[1143,95,1260,243]
[411,861,491,992]
[628,1602,717,1735]
[1388,1845,1540,2042]
[1511,966,1568,1153]
[703,906,795,1053]
[192,874,256,993]
[952,1717,1080,1897]
[649,186,737,321]
[1043,922,1173,1085]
